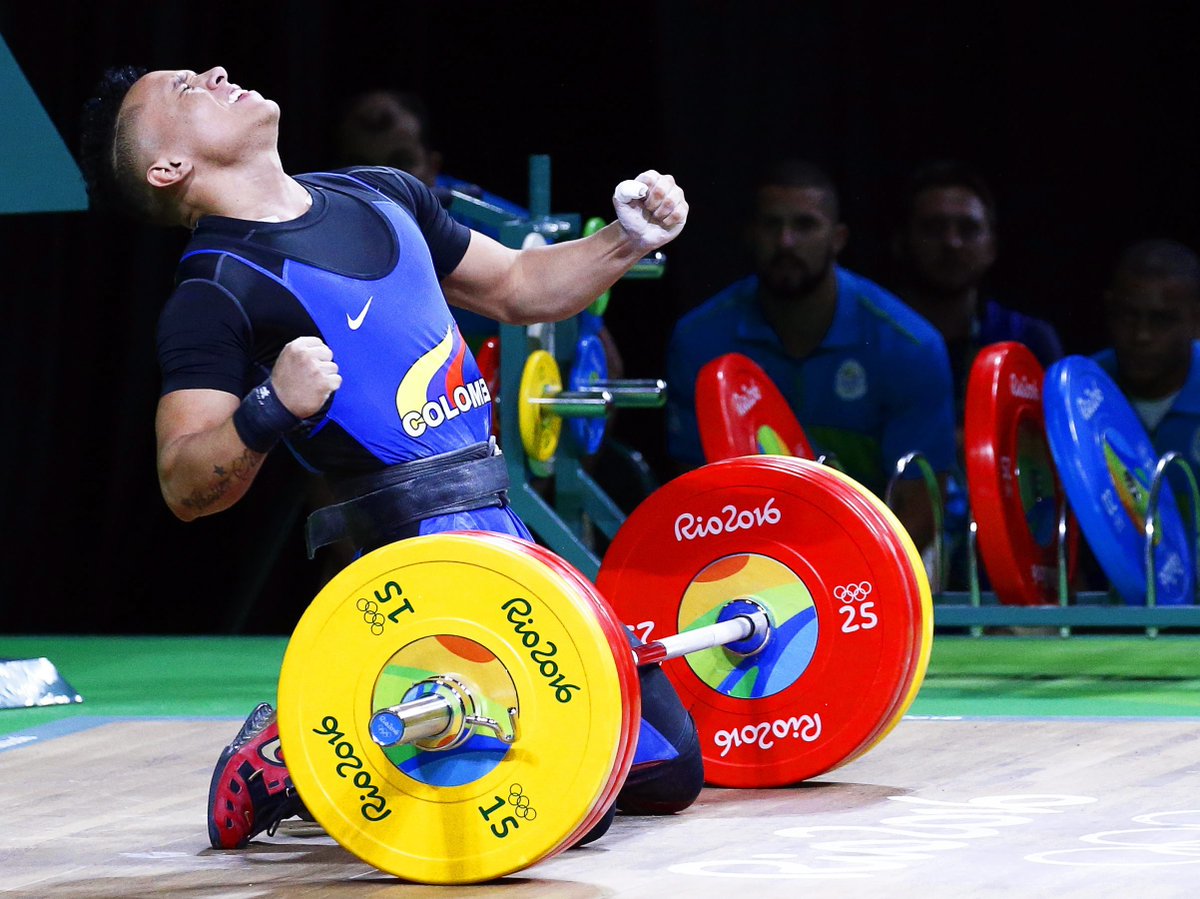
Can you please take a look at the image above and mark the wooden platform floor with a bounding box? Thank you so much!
[4,715,1200,897]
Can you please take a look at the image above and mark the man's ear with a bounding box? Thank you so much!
[146,157,192,189]
[832,222,850,256]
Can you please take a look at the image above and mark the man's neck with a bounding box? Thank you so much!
[903,285,979,343]
[184,153,311,227]
[758,269,839,359]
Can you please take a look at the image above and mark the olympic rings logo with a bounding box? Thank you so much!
[833,582,873,604]
[508,783,537,821]
[357,598,386,636]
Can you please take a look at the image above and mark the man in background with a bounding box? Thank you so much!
[1094,238,1200,463]
[666,158,956,554]
[891,160,1063,417]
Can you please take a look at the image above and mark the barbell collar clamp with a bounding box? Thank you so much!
[633,600,772,667]
[461,714,509,743]
[368,674,478,751]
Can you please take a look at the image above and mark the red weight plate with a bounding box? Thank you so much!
[476,336,501,438]
[964,342,1078,605]
[750,456,925,763]
[792,460,932,764]
[499,537,639,850]
[598,456,919,787]
[696,353,815,462]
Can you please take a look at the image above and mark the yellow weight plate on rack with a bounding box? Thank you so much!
[277,532,627,884]
[518,349,563,463]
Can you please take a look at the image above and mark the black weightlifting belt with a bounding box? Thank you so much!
[305,441,509,558]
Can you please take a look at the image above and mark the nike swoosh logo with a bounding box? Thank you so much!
[347,296,374,330]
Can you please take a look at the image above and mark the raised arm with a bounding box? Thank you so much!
[156,337,340,520]
[442,170,687,324]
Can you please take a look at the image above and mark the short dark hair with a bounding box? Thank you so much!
[1114,239,1200,290]
[752,158,840,221]
[79,66,159,220]
[334,89,434,168]
[900,160,997,228]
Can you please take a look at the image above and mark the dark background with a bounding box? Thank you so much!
[3,1,1199,635]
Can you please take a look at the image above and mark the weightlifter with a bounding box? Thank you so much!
[79,65,699,850]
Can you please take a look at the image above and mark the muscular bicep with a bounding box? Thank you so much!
[441,231,521,321]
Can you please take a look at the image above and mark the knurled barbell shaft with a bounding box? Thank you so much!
[368,604,771,750]
[575,379,667,409]
[625,250,666,279]
[527,389,613,418]
[633,610,770,667]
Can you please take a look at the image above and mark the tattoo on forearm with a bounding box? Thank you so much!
[181,449,263,511]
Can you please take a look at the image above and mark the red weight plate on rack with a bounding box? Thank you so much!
[476,336,501,438]
[964,342,1078,605]
[696,353,815,462]
[597,456,918,788]
[501,537,640,850]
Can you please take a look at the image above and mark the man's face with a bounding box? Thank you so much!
[122,66,279,174]
[1106,271,1200,397]
[340,93,436,185]
[902,186,996,295]
[748,185,845,300]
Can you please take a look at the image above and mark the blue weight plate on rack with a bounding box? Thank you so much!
[578,310,605,338]
[1043,356,1193,605]
[568,334,608,455]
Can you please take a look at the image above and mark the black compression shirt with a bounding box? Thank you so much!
[156,167,495,474]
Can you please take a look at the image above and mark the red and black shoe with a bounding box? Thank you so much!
[207,702,303,849]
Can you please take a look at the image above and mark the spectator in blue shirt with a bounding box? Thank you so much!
[890,160,1064,425]
[665,158,956,553]
[1094,238,1200,467]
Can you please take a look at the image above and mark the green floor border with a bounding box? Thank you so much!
[3,634,1200,737]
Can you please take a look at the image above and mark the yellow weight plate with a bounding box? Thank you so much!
[277,532,626,884]
[518,350,563,462]
[493,537,641,854]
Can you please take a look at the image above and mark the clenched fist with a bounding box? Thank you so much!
[612,170,688,253]
[270,336,342,418]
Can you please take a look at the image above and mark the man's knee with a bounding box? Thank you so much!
[617,714,704,815]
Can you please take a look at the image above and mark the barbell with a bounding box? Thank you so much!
[518,348,667,462]
[276,456,931,883]
[477,339,667,462]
